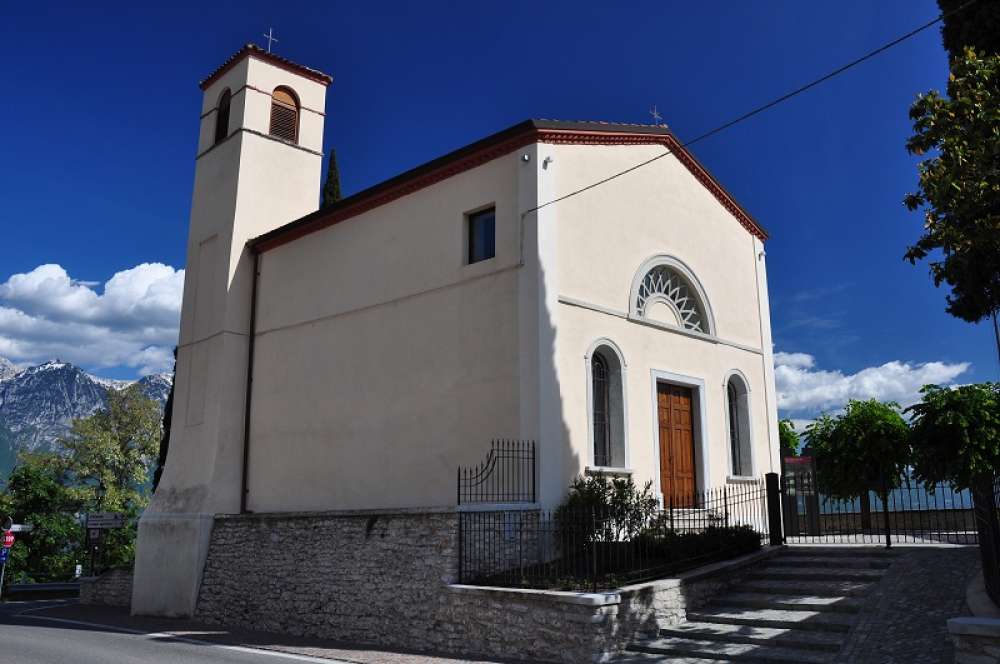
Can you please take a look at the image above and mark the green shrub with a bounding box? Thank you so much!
[555,473,658,543]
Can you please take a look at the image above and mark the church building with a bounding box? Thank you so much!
[133,45,780,617]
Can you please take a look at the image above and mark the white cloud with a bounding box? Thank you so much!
[0,263,183,376]
[775,351,970,416]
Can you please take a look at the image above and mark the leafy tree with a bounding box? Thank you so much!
[937,0,1000,59]
[153,347,176,491]
[806,400,912,506]
[56,384,161,568]
[321,148,342,208]
[904,48,1000,364]
[907,383,1000,491]
[779,419,801,456]
[0,454,82,583]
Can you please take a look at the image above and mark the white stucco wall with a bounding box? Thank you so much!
[247,151,532,511]
[537,141,777,503]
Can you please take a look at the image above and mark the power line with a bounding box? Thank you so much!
[524,0,979,217]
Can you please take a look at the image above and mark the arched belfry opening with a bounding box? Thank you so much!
[214,88,231,145]
[269,86,300,143]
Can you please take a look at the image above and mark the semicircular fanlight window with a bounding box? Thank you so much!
[635,265,707,332]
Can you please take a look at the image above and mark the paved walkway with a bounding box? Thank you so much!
[6,601,509,664]
[835,545,979,663]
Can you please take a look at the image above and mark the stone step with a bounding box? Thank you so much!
[749,565,885,582]
[737,578,876,598]
[771,555,892,569]
[780,546,897,558]
[613,653,720,663]
[659,621,845,652]
[629,636,836,663]
[687,606,856,633]
[712,592,863,614]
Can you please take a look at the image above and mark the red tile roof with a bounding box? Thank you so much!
[250,120,767,253]
[199,43,332,91]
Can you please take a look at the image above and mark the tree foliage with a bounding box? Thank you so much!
[779,419,801,455]
[56,384,161,568]
[153,347,176,491]
[904,48,1000,358]
[0,454,82,583]
[805,400,911,502]
[321,148,342,208]
[938,0,1000,59]
[907,383,1000,491]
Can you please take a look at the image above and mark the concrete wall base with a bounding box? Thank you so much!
[131,512,215,617]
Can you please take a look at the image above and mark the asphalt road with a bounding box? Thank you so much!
[0,601,349,664]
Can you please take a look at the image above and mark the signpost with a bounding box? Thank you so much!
[85,512,125,576]
[86,512,125,529]
[0,525,13,601]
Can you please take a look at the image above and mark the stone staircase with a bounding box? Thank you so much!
[621,546,896,663]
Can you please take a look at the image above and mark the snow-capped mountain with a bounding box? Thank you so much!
[0,357,18,382]
[0,358,172,461]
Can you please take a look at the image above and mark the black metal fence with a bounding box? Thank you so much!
[782,468,978,546]
[457,440,536,505]
[973,476,1000,605]
[458,478,771,591]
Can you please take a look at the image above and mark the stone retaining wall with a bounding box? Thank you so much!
[80,568,133,607]
[949,570,1000,663]
[195,509,777,663]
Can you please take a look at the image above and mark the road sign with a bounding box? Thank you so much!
[86,512,125,529]
[87,528,102,545]
[10,524,33,533]
[0,548,7,563]
[3,531,14,548]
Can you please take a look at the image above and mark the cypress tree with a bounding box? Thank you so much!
[321,148,342,208]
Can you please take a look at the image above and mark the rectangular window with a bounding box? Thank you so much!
[467,207,495,264]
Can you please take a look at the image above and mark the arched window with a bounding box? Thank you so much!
[214,89,231,145]
[589,344,626,468]
[726,373,753,477]
[269,87,299,143]
[629,256,715,335]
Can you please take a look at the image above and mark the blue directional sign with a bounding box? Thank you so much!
[0,548,9,563]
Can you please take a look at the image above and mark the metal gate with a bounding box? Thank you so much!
[781,466,977,546]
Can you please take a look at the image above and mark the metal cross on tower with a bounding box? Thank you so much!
[649,105,663,125]
[262,27,279,53]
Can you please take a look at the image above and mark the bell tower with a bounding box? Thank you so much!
[132,45,331,617]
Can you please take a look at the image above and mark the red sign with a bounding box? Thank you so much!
[3,531,13,548]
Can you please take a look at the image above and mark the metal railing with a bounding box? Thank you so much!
[457,440,536,505]
[458,477,772,591]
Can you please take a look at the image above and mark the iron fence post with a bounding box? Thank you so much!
[765,472,784,546]
[881,472,892,549]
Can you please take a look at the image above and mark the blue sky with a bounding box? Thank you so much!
[0,1,994,418]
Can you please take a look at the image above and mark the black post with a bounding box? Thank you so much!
[590,508,598,593]
[881,472,892,549]
[765,472,784,546]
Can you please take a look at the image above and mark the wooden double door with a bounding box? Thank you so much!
[657,383,697,506]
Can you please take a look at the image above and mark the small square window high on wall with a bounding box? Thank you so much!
[467,207,496,264]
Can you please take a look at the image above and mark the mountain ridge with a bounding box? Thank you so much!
[0,357,172,475]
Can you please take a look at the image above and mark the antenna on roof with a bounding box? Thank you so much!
[649,104,663,126]
[262,27,279,53]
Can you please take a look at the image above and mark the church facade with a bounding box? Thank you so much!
[133,45,779,617]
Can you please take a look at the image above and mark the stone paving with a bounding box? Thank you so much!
[835,546,980,664]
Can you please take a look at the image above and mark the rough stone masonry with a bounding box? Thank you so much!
[193,509,766,663]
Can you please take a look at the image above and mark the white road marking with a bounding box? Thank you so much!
[13,607,353,664]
